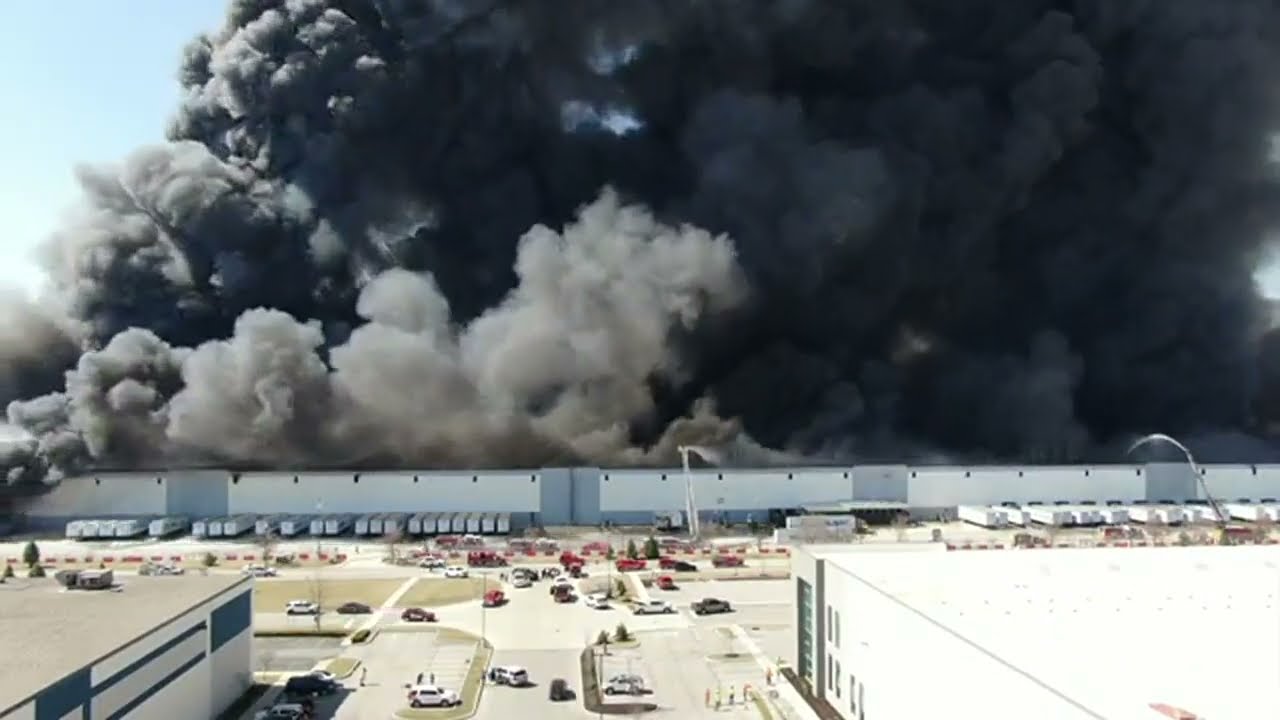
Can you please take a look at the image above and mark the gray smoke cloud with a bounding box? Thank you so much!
[6,0,1280,483]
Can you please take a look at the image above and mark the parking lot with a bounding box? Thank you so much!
[239,561,796,719]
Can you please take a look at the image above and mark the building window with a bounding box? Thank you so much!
[834,610,840,648]
[826,605,833,641]
[827,655,833,690]
[859,681,865,720]
[797,579,815,682]
[850,675,857,713]
[834,660,841,698]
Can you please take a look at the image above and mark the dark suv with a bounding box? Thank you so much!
[691,598,733,615]
[284,675,338,697]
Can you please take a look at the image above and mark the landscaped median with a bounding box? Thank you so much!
[579,647,658,716]
[324,657,362,679]
[394,628,493,720]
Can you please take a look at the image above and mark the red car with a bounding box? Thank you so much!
[401,607,437,622]
[712,555,744,568]
[656,575,677,591]
[615,558,647,571]
[483,589,507,608]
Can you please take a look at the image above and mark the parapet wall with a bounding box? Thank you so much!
[16,462,1280,527]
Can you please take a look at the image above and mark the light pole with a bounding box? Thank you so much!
[312,499,323,631]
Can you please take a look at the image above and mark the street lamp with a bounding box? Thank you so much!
[312,499,324,631]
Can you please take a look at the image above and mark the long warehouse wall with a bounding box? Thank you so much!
[17,463,1280,526]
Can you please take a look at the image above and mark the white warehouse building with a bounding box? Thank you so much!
[790,544,1280,719]
[0,574,252,720]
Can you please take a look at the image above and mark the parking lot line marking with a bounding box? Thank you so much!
[341,576,417,646]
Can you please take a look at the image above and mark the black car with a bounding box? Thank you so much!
[673,560,697,572]
[691,598,733,615]
[336,601,371,615]
[284,675,338,697]
[549,678,575,702]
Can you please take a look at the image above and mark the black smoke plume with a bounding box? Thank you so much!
[7,0,1280,483]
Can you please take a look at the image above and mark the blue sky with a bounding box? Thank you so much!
[0,1,226,296]
[3,2,1280,302]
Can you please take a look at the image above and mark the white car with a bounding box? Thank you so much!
[254,704,307,720]
[603,674,646,695]
[584,593,611,609]
[552,576,573,588]
[407,684,461,708]
[512,574,532,589]
[443,566,469,578]
[419,557,446,570]
[243,564,278,578]
[632,599,674,615]
[285,599,319,615]
[489,665,530,686]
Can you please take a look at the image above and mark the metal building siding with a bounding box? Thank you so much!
[33,667,90,720]
[570,467,602,524]
[164,470,230,518]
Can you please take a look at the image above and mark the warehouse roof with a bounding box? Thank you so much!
[0,572,247,712]
[822,545,1280,719]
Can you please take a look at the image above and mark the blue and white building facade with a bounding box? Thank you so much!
[17,462,1280,528]
[0,579,252,720]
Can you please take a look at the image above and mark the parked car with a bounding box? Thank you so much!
[336,601,371,615]
[243,564,278,578]
[632,599,675,615]
[552,584,577,603]
[672,560,697,572]
[483,589,507,607]
[139,562,184,576]
[407,685,460,708]
[691,598,733,615]
[549,677,575,701]
[253,703,309,720]
[284,600,319,615]
[308,670,336,684]
[512,574,532,589]
[444,566,469,578]
[615,558,647,572]
[418,556,446,570]
[603,674,646,695]
[712,555,744,568]
[655,575,677,591]
[284,674,338,697]
[401,607,437,622]
[584,593,611,609]
[488,665,530,686]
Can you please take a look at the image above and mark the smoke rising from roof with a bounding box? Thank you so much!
[7,0,1280,482]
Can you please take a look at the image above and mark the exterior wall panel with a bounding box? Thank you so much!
[1198,464,1278,501]
[228,471,541,514]
[600,468,851,512]
[165,470,231,518]
[22,474,167,520]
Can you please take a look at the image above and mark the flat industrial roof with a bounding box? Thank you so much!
[820,545,1280,719]
[0,573,247,712]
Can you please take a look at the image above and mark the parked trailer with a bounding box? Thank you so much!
[382,513,407,536]
[324,514,353,536]
[114,518,152,539]
[959,505,1008,529]
[1128,505,1185,525]
[1099,507,1130,524]
[1063,505,1103,526]
[481,513,496,534]
[255,515,283,536]
[207,517,226,537]
[355,514,376,536]
[465,513,482,534]
[450,513,468,534]
[279,515,310,537]
[408,513,425,535]
[221,514,256,537]
[1177,505,1216,524]
[65,520,85,540]
[309,516,328,536]
[1026,505,1075,526]
[438,513,456,534]
[192,518,213,538]
[149,516,190,538]
[496,513,511,535]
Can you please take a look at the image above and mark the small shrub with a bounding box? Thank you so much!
[625,539,638,560]
[596,630,610,646]
[202,552,219,567]
[613,578,626,599]
[605,546,615,561]
[643,537,660,560]
[28,564,46,578]
[2,564,14,579]
[613,623,631,642]
[22,541,39,568]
